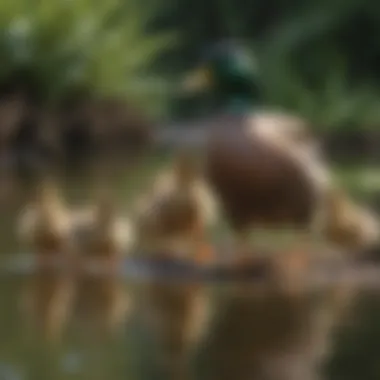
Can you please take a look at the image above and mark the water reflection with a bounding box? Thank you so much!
[325,290,380,380]
[195,280,355,380]
[3,256,380,380]
[20,263,75,343]
[0,170,379,380]
[17,253,132,380]
[19,253,131,342]
[72,269,131,340]
[135,278,211,380]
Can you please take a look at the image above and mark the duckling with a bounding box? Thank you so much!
[17,178,73,260]
[135,151,218,259]
[321,187,380,253]
[183,41,333,260]
[72,186,135,268]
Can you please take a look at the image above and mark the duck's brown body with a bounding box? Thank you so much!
[205,113,322,232]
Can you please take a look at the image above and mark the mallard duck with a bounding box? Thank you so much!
[134,151,218,259]
[18,179,73,259]
[71,187,135,266]
[183,41,333,258]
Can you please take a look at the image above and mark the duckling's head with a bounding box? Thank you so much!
[183,41,261,111]
[34,179,64,213]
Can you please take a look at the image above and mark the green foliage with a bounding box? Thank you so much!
[156,0,380,129]
[258,52,380,131]
[1,0,380,126]
[253,0,380,130]
[0,0,177,114]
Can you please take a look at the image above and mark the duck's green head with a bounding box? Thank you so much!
[183,42,261,112]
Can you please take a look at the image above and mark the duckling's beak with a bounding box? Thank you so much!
[182,66,213,93]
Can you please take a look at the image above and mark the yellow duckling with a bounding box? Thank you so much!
[17,179,73,259]
[72,187,135,267]
[134,151,218,258]
[321,187,380,253]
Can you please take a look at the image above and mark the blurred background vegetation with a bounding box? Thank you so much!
[0,0,380,171]
[0,3,379,379]
[2,0,380,120]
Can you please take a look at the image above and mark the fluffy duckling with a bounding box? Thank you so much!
[321,188,380,253]
[134,152,218,258]
[17,179,73,260]
[72,187,135,267]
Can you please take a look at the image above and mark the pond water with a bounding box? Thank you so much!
[0,160,378,380]
[0,269,379,380]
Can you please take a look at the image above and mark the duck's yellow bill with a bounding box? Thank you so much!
[182,66,213,93]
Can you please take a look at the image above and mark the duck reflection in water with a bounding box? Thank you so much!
[194,248,356,380]
[72,270,131,341]
[137,252,213,380]
[20,254,130,345]
[19,257,75,343]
